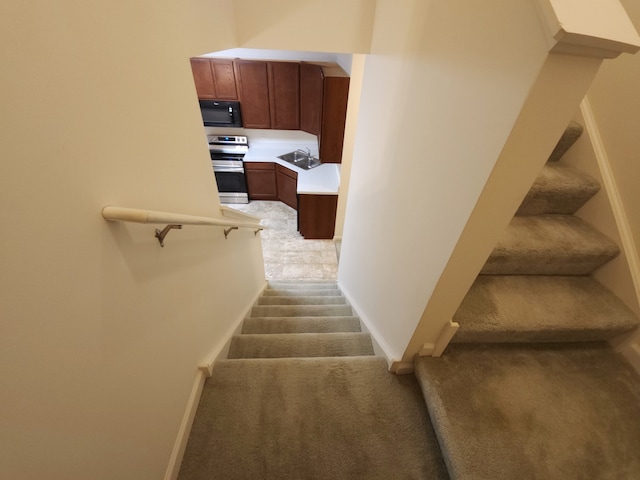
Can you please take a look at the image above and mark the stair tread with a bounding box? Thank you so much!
[251,304,353,317]
[547,120,583,162]
[414,343,640,480]
[482,215,619,275]
[242,316,361,334]
[453,275,639,343]
[179,356,448,480]
[517,162,600,215]
[227,332,375,358]
[258,295,347,305]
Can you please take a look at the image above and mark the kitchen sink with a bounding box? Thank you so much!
[278,150,321,170]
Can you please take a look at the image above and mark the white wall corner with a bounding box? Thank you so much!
[535,0,640,58]
[338,281,400,369]
[198,280,267,376]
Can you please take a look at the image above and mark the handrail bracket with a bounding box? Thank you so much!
[224,226,238,239]
[155,224,183,247]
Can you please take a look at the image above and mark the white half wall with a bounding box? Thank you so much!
[337,0,551,361]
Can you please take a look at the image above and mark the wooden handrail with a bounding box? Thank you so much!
[102,206,264,246]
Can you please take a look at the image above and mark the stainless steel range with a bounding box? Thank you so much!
[207,134,249,204]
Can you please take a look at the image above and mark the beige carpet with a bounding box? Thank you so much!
[178,281,449,479]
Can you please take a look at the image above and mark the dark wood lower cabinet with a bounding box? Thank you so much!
[245,162,278,200]
[298,194,338,240]
[276,164,298,210]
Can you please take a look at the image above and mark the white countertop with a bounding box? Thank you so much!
[242,137,341,195]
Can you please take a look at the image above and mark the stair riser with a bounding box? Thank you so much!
[517,191,599,216]
[251,305,353,317]
[258,296,347,306]
[263,289,341,297]
[268,282,337,290]
[227,333,374,359]
[242,317,361,334]
[481,252,618,275]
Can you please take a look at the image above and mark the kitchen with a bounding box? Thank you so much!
[191,48,352,242]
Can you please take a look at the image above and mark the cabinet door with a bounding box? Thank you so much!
[276,164,298,210]
[190,58,217,99]
[245,162,278,200]
[210,59,238,100]
[298,194,338,239]
[319,75,350,163]
[234,60,271,129]
[300,62,323,136]
[268,62,300,130]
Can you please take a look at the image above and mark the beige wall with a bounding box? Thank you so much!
[337,0,552,360]
[232,0,375,53]
[0,0,381,477]
[0,1,267,479]
[579,0,640,368]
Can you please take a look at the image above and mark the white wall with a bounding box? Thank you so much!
[337,0,553,361]
[0,1,266,479]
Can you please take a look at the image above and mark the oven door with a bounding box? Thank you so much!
[212,161,248,204]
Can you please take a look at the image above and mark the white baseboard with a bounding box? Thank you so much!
[164,370,206,480]
[164,280,266,480]
[198,281,267,376]
[338,282,400,369]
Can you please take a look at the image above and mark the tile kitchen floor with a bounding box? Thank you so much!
[227,201,339,281]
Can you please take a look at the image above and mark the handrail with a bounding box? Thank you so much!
[102,206,264,247]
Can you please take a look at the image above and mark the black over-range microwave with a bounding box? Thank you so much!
[199,100,243,128]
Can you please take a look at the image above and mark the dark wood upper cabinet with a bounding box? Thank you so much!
[190,58,217,99]
[190,58,238,100]
[210,59,238,100]
[233,60,271,129]
[300,63,323,136]
[268,62,300,130]
[300,63,350,164]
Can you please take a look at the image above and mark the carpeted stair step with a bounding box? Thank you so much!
[414,343,640,480]
[227,332,375,358]
[547,120,584,162]
[262,288,341,296]
[516,162,601,215]
[453,275,639,343]
[242,316,362,334]
[481,215,619,275]
[179,356,448,480]
[257,295,347,305]
[251,304,353,317]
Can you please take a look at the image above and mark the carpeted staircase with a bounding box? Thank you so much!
[179,281,449,480]
[415,122,640,479]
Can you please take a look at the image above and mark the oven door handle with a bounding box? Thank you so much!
[213,166,245,173]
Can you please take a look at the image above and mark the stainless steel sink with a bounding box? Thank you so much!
[278,149,321,170]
